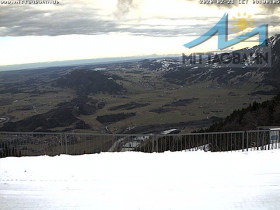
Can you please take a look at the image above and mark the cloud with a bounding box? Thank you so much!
[0,1,213,37]
[115,0,135,17]
[259,3,280,12]
[0,3,118,36]
[190,0,280,11]
[0,0,278,37]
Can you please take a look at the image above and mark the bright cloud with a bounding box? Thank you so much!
[0,0,279,65]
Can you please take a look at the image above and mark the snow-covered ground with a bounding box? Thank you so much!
[1,150,280,210]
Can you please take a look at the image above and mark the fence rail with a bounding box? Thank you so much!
[0,130,279,158]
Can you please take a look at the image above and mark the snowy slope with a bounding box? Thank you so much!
[1,151,280,210]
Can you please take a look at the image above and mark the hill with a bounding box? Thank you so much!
[0,107,80,132]
[55,69,124,96]
[205,93,280,132]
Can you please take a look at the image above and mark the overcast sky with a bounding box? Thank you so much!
[0,0,279,66]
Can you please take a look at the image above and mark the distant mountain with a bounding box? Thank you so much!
[0,55,171,72]
[257,34,280,95]
[163,34,280,95]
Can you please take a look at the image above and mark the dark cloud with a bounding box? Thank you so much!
[259,3,280,12]
[0,5,118,36]
[0,1,278,37]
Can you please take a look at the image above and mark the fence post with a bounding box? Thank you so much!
[267,130,270,151]
[65,134,68,154]
[152,135,155,153]
[60,133,63,154]
[242,132,245,152]
[156,135,159,153]
[246,132,249,152]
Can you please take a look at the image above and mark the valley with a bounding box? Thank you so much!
[0,58,274,134]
